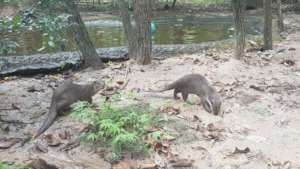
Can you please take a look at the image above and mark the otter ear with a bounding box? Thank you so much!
[203,98,213,114]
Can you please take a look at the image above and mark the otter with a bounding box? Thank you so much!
[33,79,104,138]
[151,74,222,115]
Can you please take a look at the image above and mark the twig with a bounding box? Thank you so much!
[0,117,34,124]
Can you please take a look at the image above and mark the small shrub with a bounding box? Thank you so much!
[71,93,163,160]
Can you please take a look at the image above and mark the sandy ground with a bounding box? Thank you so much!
[1,14,300,169]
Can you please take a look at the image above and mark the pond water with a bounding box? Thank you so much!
[5,15,263,55]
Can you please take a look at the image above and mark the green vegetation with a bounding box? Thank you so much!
[0,163,31,169]
[71,93,167,160]
[0,1,71,55]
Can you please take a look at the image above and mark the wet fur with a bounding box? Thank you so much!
[34,79,103,138]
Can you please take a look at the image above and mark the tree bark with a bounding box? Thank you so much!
[264,0,273,50]
[276,0,284,32]
[133,0,152,65]
[232,0,246,59]
[172,0,177,8]
[118,0,137,59]
[65,0,104,69]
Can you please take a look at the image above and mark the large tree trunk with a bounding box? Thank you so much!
[264,0,273,50]
[118,0,137,59]
[232,0,246,59]
[276,0,284,32]
[133,0,152,65]
[65,0,104,69]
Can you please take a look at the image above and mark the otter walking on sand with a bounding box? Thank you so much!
[151,74,222,115]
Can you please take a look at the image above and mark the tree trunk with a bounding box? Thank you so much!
[232,0,246,59]
[65,0,104,69]
[118,0,137,59]
[172,0,177,8]
[264,0,273,50]
[133,0,152,65]
[276,0,284,32]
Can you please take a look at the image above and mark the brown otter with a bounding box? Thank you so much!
[151,74,222,115]
[33,79,104,138]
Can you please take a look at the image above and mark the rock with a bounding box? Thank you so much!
[28,159,59,169]
[0,42,232,77]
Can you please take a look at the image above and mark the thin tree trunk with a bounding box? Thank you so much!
[133,0,152,65]
[118,0,137,59]
[264,0,273,50]
[172,0,177,8]
[232,0,246,59]
[65,0,104,69]
[276,0,284,32]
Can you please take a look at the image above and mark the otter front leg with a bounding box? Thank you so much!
[182,92,188,102]
[173,88,180,100]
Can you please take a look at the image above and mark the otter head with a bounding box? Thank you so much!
[203,92,222,116]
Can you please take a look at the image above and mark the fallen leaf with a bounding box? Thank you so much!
[207,122,225,132]
[193,59,201,64]
[288,47,296,51]
[44,134,62,147]
[11,103,20,110]
[27,86,38,92]
[59,139,80,152]
[233,147,250,154]
[249,85,266,92]
[116,80,124,85]
[160,106,181,115]
[154,142,163,152]
[280,59,295,66]
[144,126,160,132]
[58,130,71,140]
[192,115,201,122]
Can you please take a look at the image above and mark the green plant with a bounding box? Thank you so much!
[0,162,31,169]
[70,94,163,160]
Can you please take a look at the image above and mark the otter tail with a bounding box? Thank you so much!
[145,81,177,92]
[33,103,58,138]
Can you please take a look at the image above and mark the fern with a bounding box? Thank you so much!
[71,93,166,160]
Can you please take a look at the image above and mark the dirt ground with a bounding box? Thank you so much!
[1,13,300,169]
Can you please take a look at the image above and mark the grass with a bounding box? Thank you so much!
[70,92,168,160]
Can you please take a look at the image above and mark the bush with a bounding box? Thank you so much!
[71,93,163,160]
